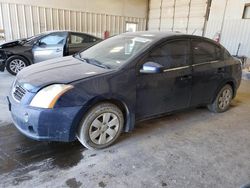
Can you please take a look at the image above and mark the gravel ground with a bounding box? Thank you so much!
[0,71,250,188]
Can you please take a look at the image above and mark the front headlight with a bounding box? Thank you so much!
[30,84,73,108]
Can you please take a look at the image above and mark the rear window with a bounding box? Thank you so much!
[70,33,98,44]
[192,40,222,64]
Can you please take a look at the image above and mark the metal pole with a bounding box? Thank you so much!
[202,0,212,36]
[37,7,41,33]
[219,0,229,41]
[30,6,34,35]
[7,3,13,40]
[172,0,176,31]
[186,0,192,34]
[14,4,20,38]
[22,5,27,37]
[158,0,163,31]
[145,0,150,30]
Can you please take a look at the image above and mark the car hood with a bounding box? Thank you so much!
[0,39,26,48]
[17,56,113,92]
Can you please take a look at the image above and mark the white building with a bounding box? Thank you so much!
[205,0,250,59]
[148,0,250,59]
[0,0,147,40]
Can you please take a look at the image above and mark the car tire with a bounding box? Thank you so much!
[6,55,29,75]
[77,102,124,150]
[207,84,233,113]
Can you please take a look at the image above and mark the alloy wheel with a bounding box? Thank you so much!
[218,88,232,110]
[9,59,26,74]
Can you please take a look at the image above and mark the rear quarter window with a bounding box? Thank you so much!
[89,36,99,42]
[223,49,232,60]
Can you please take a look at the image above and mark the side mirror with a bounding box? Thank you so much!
[35,40,46,47]
[140,61,163,74]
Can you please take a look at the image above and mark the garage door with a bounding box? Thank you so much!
[148,0,209,36]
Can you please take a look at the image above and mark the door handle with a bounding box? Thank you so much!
[180,75,192,81]
[217,67,225,73]
[56,48,62,52]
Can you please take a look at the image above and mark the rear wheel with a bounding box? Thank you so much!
[6,55,29,75]
[77,103,124,150]
[207,84,233,113]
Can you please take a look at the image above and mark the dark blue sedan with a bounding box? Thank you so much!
[8,31,242,149]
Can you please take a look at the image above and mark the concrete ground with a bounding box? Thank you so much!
[0,72,13,125]
[0,71,250,188]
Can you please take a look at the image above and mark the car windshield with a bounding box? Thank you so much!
[24,33,47,44]
[26,34,41,42]
[79,35,153,69]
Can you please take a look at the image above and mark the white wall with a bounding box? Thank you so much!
[205,0,250,58]
[0,0,147,41]
[208,0,249,20]
[0,0,148,18]
[147,0,250,58]
[148,0,208,36]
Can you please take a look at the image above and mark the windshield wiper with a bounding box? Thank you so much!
[73,53,110,69]
[88,58,111,69]
[78,56,110,69]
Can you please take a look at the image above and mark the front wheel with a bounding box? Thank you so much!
[77,103,124,150]
[6,56,29,75]
[207,84,233,113]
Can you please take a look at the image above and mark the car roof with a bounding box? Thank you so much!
[40,30,101,39]
[121,31,183,40]
[122,31,180,36]
[120,31,215,43]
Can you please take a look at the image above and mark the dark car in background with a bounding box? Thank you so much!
[8,31,242,150]
[0,31,101,75]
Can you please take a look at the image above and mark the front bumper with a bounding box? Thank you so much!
[8,96,83,142]
[0,60,5,71]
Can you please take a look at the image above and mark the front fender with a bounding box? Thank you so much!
[0,61,5,71]
[0,50,7,71]
[84,95,135,132]
[67,95,135,141]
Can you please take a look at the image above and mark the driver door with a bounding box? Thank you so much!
[136,39,192,119]
[32,32,67,63]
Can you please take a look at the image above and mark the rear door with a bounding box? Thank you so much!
[136,39,192,119]
[68,33,99,55]
[32,32,67,63]
[190,39,225,106]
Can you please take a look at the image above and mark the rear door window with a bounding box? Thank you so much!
[70,33,88,44]
[192,40,222,64]
[89,36,98,42]
[148,40,190,69]
[70,33,98,44]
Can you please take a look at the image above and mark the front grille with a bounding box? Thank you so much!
[12,82,26,102]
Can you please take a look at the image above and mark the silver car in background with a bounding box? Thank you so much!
[0,31,102,75]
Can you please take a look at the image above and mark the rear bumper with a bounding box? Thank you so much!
[8,96,83,142]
